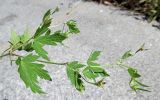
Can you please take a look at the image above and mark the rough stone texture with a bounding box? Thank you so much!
[0,0,160,100]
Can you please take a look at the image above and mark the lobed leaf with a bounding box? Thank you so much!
[129,78,150,92]
[10,30,20,45]
[16,54,52,94]
[22,54,39,62]
[83,66,109,80]
[32,41,49,60]
[20,29,31,43]
[66,20,80,34]
[67,61,85,69]
[32,32,67,60]
[66,61,85,92]
[87,51,101,65]
[34,8,59,38]
[35,32,67,45]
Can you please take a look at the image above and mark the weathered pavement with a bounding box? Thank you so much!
[0,0,160,100]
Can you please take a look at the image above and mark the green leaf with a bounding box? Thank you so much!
[83,66,109,80]
[34,27,50,38]
[32,41,49,60]
[34,10,52,38]
[10,30,20,45]
[50,32,67,43]
[16,54,52,94]
[67,61,85,69]
[33,31,67,60]
[18,30,33,51]
[35,35,57,46]
[43,7,59,22]
[87,62,100,67]
[83,67,98,79]
[121,50,134,60]
[67,62,85,92]
[35,32,67,46]
[128,67,141,78]
[66,20,80,34]
[34,7,59,38]
[43,9,52,22]
[129,78,150,92]
[22,54,39,62]
[45,29,51,36]
[85,51,109,80]
[22,42,34,52]
[130,78,140,91]
[20,29,31,43]
[87,51,101,65]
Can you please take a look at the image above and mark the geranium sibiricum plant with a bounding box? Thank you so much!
[0,7,150,94]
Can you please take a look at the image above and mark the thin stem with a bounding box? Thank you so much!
[11,53,67,66]
[81,76,96,85]
[36,60,68,65]
[1,47,11,55]
[12,53,22,57]
[120,64,130,69]
[0,53,10,58]
[9,51,12,65]
[12,36,33,52]
[0,53,22,59]
[1,52,68,66]
[115,59,129,69]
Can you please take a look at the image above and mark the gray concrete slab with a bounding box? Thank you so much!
[0,0,160,100]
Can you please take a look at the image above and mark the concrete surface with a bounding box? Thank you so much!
[0,0,160,100]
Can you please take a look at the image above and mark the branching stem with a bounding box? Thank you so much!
[12,36,33,52]
[0,52,68,66]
